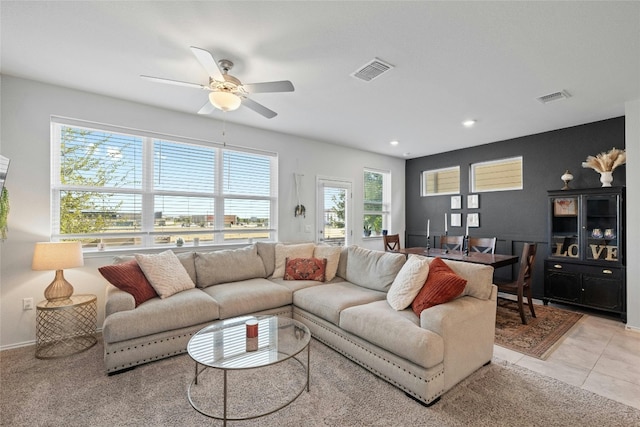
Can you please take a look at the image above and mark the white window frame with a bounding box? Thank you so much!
[363,168,391,237]
[470,156,523,193]
[421,166,460,196]
[50,117,278,251]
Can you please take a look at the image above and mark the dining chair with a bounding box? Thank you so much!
[496,243,537,324]
[383,234,400,251]
[439,235,464,251]
[468,237,497,254]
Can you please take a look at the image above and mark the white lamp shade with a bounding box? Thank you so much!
[32,241,84,271]
[209,91,242,112]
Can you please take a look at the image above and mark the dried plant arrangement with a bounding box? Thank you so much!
[582,147,626,173]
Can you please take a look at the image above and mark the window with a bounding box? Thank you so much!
[363,169,390,236]
[51,119,277,250]
[421,166,460,196]
[471,156,523,193]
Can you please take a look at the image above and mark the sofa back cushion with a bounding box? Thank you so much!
[256,241,277,277]
[195,245,267,288]
[272,243,316,278]
[336,245,349,280]
[427,257,494,300]
[313,244,342,281]
[345,246,406,292]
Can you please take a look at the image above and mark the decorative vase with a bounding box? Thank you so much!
[599,171,613,187]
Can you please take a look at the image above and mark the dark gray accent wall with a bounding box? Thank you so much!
[405,117,626,298]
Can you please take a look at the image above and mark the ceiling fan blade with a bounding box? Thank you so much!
[197,101,216,115]
[140,75,207,90]
[242,80,295,94]
[240,96,278,119]
[190,46,224,81]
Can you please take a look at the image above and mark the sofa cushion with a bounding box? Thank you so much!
[201,278,293,319]
[102,288,219,343]
[293,281,386,325]
[273,243,316,278]
[256,241,277,277]
[340,300,444,369]
[135,250,195,299]
[427,257,494,300]
[269,277,341,293]
[114,251,197,285]
[411,257,467,317]
[336,245,349,280]
[284,257,327,281]
[313,244,342,281]
[386,255,430,310]
[194,245,267,288]
[98,260,158,307]
[345,246,406,292]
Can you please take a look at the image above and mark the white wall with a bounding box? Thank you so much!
[0,76,406,349]
[625,99,640,330]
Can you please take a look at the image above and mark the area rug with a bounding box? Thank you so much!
[495,297,583,359]
[2,336,639,426]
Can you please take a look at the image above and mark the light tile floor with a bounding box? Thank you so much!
[493,301,640,410]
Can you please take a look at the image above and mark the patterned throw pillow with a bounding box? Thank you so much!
[411,257,467,317]
[135,250,195,299]
[386,255,430,310]
[98,260,158,307]
[284,257,327,281]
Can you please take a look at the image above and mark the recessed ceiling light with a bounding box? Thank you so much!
[390,140,399,146]
[462,120,476,128]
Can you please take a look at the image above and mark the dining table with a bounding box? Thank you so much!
[395,247,519,269]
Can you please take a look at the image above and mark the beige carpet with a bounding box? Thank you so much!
[2,335,639,426]
[495,297,584,359]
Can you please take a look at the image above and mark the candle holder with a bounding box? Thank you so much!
[426,235,430,253]
[464,235,469,256]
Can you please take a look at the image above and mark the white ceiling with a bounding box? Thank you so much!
[1,1,639,159]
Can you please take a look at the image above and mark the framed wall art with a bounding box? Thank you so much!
[450,195,462,209]
[467,194,479,209]
[451,213,462,227]
[467,213,480,228]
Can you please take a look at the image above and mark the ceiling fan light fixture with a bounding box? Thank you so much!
[209,91,241,112]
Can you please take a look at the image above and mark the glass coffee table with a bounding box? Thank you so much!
[187,315,310,425]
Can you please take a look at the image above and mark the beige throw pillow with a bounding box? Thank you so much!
[386,255,430,310]
[135,250,195,299]
[313,245,342,281]
[272,243,316,278]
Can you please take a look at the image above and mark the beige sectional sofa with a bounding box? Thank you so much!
[101,242,497,406]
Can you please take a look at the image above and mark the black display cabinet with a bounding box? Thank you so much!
[544,187,626,321]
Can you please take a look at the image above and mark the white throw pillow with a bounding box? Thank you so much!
[386,255,430,310]
[272,243,316,278]
[313,245,342,281]
[135,250,195,299]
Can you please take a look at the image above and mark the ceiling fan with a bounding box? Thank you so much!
[141,46,294,119]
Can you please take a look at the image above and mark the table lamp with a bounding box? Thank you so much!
[32,241,84,301]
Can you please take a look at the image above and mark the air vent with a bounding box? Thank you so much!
[536,90,571,104]
[351,58,394,82]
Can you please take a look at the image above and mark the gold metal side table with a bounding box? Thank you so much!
[36,294,98,359]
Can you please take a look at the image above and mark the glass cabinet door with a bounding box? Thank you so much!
[584,194,619,263]
[550,196,580,259]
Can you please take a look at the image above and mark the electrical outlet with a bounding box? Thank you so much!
[304,225,312,233]
[23,298,34,310]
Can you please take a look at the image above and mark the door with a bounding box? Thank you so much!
[317,178,351,246]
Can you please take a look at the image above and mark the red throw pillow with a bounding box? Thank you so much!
[411,257,467,317]
[284,257,327,281]
[98,260,158,307]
